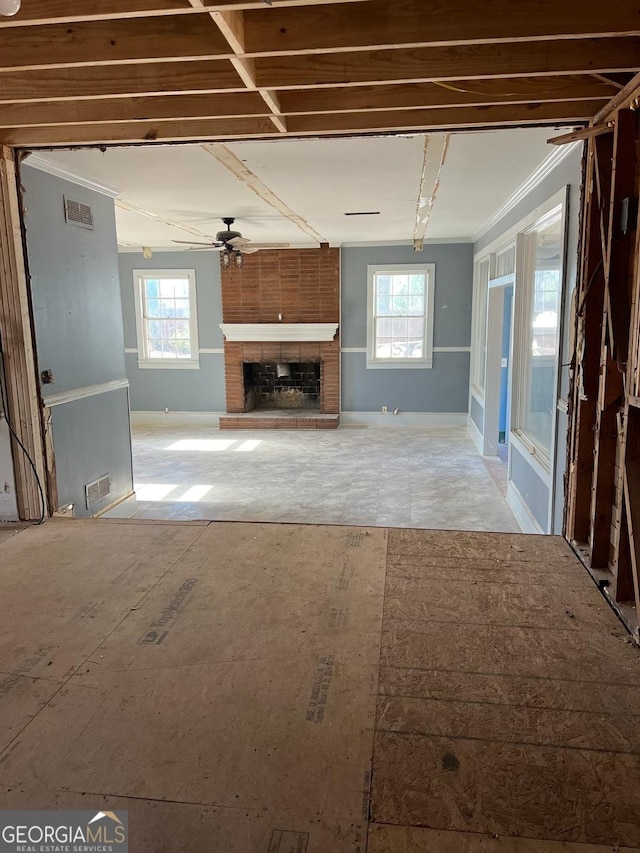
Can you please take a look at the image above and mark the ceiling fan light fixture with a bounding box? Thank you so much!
[234,252,244,269]
[221,250,231,269]
[0,0,20,15]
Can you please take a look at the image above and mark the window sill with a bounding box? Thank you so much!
[512,429,551,474]
[366,358,433,370]
[137,360,200,370]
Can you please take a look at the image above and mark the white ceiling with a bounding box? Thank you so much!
[28,127,561,250]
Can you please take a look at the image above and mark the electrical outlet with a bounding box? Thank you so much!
[382,406,388,414]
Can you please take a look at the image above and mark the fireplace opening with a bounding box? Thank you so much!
[243,361,321,411]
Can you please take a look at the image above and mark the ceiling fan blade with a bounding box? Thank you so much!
[247,243,291,249]
[189,245,225,251]
[227,236,252,247]
[172,239,223,247]
[241,247,260,254]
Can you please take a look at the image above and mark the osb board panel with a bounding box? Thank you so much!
[0,520,387,853]
[372,527,640,848]
[0,518,207,681]
[372,731,640,846]
[368,824,637,852]
[387,529,577,563]
[384,577,614,630]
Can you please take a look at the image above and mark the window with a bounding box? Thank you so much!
[515,205,564,466]
[133,269,199,369]
[366,264,435,369]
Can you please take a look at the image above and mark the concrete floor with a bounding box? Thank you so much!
[1,519,639,852]
[105,425,520,532]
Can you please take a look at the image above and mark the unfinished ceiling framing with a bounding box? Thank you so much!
[0,0,638,147]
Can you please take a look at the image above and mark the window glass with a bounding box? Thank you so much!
[519,212,562,456]
[136,271,197,364]
[373,271,426,360]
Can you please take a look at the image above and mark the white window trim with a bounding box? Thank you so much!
[133,269,200,370]
[366,263,435,370]
[470,257,490,398]
[511,195,568,474]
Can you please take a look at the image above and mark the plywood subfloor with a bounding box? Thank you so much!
[1,521,640,852]
[371,529,640,851]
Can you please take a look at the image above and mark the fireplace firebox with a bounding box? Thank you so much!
[243,361,320,411]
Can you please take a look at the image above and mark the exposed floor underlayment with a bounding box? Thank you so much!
[1,520,639,851]
[105,425,520,532]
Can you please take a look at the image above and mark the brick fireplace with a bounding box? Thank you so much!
[219,247,340,430]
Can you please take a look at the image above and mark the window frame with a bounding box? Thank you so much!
[366,263,435,370]
[470,257,490,397]
[512,201,567,471]
[133,268,200,370]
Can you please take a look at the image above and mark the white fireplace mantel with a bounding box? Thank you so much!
[219,323,339,342]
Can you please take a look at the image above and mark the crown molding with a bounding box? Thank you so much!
[472,141,580,244]
[22,153,120,199]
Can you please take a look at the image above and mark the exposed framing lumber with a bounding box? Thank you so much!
[252,39,640,89]
[187,1,287,133]
[0,0,366,27]
[548,124,614,146]
[241,0,640,54]
[0,102,605,146]
[0,80,618,129]
[0,147,46,521]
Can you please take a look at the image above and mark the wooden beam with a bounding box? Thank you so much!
[0,0,366,27]
[0,147,47,521]
[0,101,605,146]
[0,92,271,128]
[280,77,620,114]
[592,71,640,126]
[254,38,640,89]
[285,101,605,134]
[566,142,606,544]
[2,78,617,129]
[242,0,640,55]
[0,61,246,104]
[548,124,614,145]
[0,16,232,72]
[187,1,288,133]
[0,117,279,146]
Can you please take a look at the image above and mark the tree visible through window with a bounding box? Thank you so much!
[367,264,435,368]
[134,270,199,368]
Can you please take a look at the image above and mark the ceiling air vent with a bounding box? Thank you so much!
[64,196,94,230]
[85,474,111,509]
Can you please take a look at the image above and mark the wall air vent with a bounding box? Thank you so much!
[85,474,111,509]
[64,196,94,230]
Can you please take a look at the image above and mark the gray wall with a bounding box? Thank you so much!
[341,243,473,413]
[474,145,584,533]
[118,251,225,412]
[21,164,133,517]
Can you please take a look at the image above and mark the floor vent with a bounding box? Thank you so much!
[64,196,94,230]
[85,474,111,509]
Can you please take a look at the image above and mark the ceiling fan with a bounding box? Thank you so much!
[173,216,289,265]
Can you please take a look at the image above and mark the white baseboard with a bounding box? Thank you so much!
[131,410,468,429]
[506,480,544,535]
[467,415,483,453]
[131,411,223,427]
[340,412,467,427]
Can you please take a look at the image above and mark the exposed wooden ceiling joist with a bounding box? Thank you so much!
[0,0,366,27]
[0,0,638,147]
[253,39,640,89]
[3,101,606,147]
[0,77,617,129]
[240,0,640,54]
